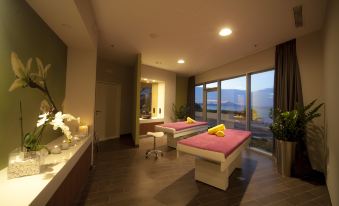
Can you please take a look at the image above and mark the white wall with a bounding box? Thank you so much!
[141,64,176,123]
[195,47,275,84]
[64,48,97,136]
[323,0,339,204]
[297,31,326,173]
[96,58,134,135]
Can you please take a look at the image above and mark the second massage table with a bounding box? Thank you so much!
[155,121,209,148]
[177,129,251,190]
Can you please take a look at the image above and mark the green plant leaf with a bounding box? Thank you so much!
[44,64,51,79]
[8,79,27,92]
[25,58,33,75]
[11,52,25,79]
[36,57,43,76]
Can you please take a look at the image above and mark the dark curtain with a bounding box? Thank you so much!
[187,76,195,118]
[274,39,313,178]
[274,39,303,111]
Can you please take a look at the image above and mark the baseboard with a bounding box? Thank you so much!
[120,133,132,137]
[98,136,119,141]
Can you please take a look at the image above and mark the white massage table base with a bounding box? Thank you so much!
[177,138,250,190]
[155,125,208,148]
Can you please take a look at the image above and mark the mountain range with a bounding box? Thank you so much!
[196,88,273,108]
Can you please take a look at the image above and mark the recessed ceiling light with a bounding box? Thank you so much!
[219,28,232,36]
[177,59,185,64]
[143,78,148,81]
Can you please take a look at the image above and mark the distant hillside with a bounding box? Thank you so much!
[251,88,274,107]
[196,88,273,108]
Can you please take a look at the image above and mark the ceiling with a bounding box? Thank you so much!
[92,0,327,75]
[28,0,327,76]
[27,0,97,49]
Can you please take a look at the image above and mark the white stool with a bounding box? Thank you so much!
[146,132,164,159]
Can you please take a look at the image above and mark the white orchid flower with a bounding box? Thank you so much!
[62,113,76,121]
[50,112,77,141]
[50,112,64,130]
[37,112,50,127]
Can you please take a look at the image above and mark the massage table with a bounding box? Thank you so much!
[177,129,251,190]
[155,121,209,148]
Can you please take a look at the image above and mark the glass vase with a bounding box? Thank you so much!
[7,148,41,179]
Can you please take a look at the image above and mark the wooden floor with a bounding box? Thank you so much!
[76,135,332,206]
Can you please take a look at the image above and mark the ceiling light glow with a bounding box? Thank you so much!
[177,59,185,64]
[219,28,232,36]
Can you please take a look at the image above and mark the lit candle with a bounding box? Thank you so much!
[51,145,61,154]
[78,125,88,137]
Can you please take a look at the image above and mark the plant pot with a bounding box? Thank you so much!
[275,140,296,177]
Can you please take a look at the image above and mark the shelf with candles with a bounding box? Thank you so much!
[0,135,92,205]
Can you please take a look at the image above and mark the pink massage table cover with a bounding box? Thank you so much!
[178,129,251,157]
[158,121,208,131]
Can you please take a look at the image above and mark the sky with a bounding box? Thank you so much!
[251,70,274,91]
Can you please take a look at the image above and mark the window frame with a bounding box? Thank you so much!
[194,68,275,152]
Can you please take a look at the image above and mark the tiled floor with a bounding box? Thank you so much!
[77,135,332,206]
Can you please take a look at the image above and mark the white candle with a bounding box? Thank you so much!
[51,145,61,154]
[79,125,88,137]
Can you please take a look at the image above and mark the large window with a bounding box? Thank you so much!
[206,82,218,127]
[250,70,274,153]
[194,85,203,121]
[196,69,275,153]
[220,76,247,130]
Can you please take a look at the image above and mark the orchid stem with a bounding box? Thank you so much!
[19,100,24,152]
[27,79,59,113]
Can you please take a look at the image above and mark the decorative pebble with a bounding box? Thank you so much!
[51,145,61,154]
[7,157,40,179]
[61,141,69,150]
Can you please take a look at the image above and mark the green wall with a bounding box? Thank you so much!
[0,0,67,169]
[175,75,188,108]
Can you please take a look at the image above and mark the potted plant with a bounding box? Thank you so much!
[7,52,78,178]
[270,99,323,177]
[172,104,189,121]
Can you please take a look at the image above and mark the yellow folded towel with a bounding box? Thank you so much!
[208,124,226,134]
[216,130,225,137]
[186,117,196,124]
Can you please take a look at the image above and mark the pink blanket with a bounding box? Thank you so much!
[178,129,251,157]
[158,121,208,131]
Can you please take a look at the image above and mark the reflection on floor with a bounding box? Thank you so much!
[77,135,332,206]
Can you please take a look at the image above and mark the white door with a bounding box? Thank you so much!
[95,82,121,141]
